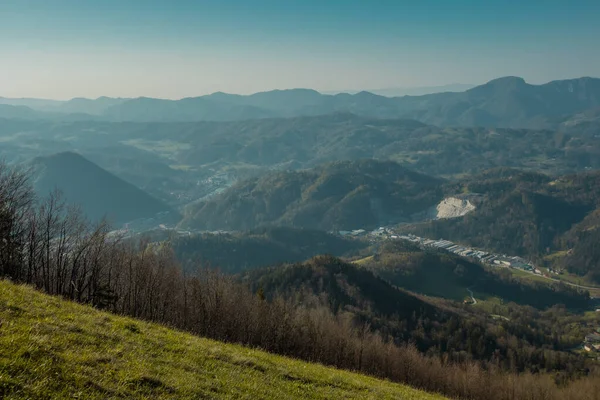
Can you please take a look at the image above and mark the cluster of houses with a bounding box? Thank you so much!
[337,227,541,274]
[584,331,600,353]
[196,173,234,200]
[338,227,600,355]
[168,172,233,206]
[198,173,231,190]
[339,227,399,239]
[398,233,541,273]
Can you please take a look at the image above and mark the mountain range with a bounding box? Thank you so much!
[4,74,600,400]
[179,159,600,284]
[2,110,599,212]
[0,96,128,114]
[323,83,476,97]
[2,76,599,128]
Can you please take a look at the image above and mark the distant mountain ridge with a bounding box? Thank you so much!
[30,151,173,225]
[323,83,476,96]
[0,96,128,114]
[1,76,599,128]
[0,104,43,119]
[0,103,103,122]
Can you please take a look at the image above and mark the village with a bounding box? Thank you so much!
[338,226,600,355]
[585,331,600,353]
[338,227,541,275]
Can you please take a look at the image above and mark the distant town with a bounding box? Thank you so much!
[338,227,543,276]
[338,227,600,355]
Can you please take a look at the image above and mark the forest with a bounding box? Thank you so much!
[407,168,600,282]
[2,162,600,400]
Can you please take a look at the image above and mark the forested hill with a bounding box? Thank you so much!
[2,159,600,400]
[30,151,173,224]
[407,168,600,283]
[244,255,440,321]
[179,164,600,284]
[358,240,590,309]
[242,256,591,375]
[179,159,443,231]
[2,112,600,185]
[170,227,367,274]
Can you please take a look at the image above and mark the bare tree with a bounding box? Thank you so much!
[0,163,35,279]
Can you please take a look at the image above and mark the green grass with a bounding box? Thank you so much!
[543,250,569,261]
[551,270,600,289]
[508,268,554,284]
[413,279,468,301]
[473,298,512,320]
[0,280,445,400]
[352,255,374,265]
[507,267,600,296]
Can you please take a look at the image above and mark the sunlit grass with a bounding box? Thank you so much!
[352,255,374,265]
[0,280,445,400]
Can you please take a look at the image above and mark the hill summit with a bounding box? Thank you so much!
[30,151,172,225]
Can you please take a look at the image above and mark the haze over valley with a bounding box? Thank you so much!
[3,1,600,399]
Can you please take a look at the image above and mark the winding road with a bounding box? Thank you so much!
[466,286,477,305]
[518,269,600,292]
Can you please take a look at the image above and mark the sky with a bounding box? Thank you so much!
[1,0,600,99]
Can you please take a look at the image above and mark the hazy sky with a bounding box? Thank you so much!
[2,0,600,99]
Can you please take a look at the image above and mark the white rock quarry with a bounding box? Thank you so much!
[434,197,476,219]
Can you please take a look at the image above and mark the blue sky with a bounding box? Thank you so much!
[1,0,599,99]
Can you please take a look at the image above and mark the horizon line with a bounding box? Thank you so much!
[2,75,598,102]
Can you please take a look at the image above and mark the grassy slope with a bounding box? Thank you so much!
[0,280,445,400]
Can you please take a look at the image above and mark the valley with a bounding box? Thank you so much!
[3,112,600,286]
[343,225,600,299]
[2,75,600,400]
[5,2,600,398]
